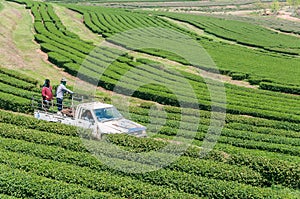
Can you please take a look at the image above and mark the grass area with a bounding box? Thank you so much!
[53,4,103,45]
[0,0,76,86]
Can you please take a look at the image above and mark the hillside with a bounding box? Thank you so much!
[0,0,299,198]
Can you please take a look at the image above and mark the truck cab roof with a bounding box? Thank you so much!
[77,102,114,110]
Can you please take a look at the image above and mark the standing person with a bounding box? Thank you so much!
[56,78,73,112]
[41,79,53,110]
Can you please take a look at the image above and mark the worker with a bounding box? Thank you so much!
[41,79,53,110]
[82,110,94,121]
[56,77,73,112]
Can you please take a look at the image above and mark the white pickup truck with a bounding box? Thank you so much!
[34,102,147,139]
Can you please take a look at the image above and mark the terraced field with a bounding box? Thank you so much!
[0,0,299,198]
[0,66,299,198]
[66,4,300,94]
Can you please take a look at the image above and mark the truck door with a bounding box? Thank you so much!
[77,109,95,129]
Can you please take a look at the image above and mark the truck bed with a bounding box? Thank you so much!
[34,110,76,125]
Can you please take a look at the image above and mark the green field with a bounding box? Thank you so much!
[150,12,300,88]
[0,67,299,198]
[0,0,299,198]
[65,4,300,91]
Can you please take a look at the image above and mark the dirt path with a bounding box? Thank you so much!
[277,10,300,22]
[266,26,300,38]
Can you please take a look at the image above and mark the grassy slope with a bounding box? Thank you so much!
[53,4,103,45]
[0,0,75,85]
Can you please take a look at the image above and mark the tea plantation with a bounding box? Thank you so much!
[0,0,299,198]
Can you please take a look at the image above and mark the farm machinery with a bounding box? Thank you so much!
[32,95,147,139]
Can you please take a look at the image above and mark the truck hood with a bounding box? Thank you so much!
[98,118,146,136]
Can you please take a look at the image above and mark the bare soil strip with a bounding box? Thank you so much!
[266,26,300,38]
[277,11,300,23]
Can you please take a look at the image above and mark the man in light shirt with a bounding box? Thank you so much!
[56,78,73,112]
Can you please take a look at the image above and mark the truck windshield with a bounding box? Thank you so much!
[94,107,123,122]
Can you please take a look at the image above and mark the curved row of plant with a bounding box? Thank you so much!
[105,23,300,95]
[2,123,298,196]
[8,0,300,123]
[0,66,80,113]
[50,50,300,123]
[1,147,296,198]
[0,68,299,157]
[3,0,298,156]
[0,72,299,157]
[69,1,300,97]
[0,69,38,113]
[0,110,299,189]
[157,12,300,55]
[107,134,300,189]
[0,126,298,191]
[125,105,300,140]
[110,58,300,116]
[127,103,300,135]
[1,1,299,197]
[36,27,298,117]
[94,8,300,94]
[0,163,119,199]
[0,135,265,187]
[67,5,176,38]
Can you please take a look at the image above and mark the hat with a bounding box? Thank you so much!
[61,77,67,82]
